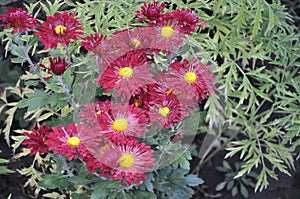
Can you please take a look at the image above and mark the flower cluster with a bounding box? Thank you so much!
[19,1,214,187]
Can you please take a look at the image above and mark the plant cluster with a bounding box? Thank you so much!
[0,0,299,198]
[0,0,210,198]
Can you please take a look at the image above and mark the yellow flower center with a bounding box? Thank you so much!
[119,67,133,79]
[184,72,197,84]
[55,25,67,36]
[131,38,141,49]
[99,144,110,157]
[118,153,134,168]
[112,118,129,132]
[66,136,81,147]
[96,110,104,114]
[158,107,170,118]
[161,26,175,38]
[166,88,173,95]
[134,100,140,107]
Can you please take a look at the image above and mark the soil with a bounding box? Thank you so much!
[193,150,300,199]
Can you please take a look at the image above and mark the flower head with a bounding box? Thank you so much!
[100,139,155,185]
[164,8,206,35]
[97,50,154,102]
[34,11,83,49]
[149,94,182,128]
[136,0,166,24]
[49,56,67,75]
[111,27,155,56]
[81,33,105,52]
[168,59,215,102]
[99,103,150,144]
[46,123,89,160]
[150,19,185,52]
[0,8,37,34]
[23,126,51,156]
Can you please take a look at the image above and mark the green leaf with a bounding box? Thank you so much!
[240,183,249,198]
[134,191,157,199]
[226,180,234,191]
[0,166,15,174]
[17,90,49,111]
[231,185,238,197]
[185,174,204,186]
[215,181,227,191]
[91,183,109,199]
[38,174,63,189]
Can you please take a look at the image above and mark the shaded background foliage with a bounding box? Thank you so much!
[0,0,300,198]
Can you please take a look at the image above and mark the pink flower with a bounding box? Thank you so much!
[100,139,155,185]
[0,8,37,34]
[110,27,156,56]
[164,8,207,35]
[136,0,166,24]
[23,126,51,156]
[34,11,83,49]
[45,123,89,161]
[49,56,67,75]
[98,103,150,143]
[149,94,182,128]
[150,18,185,53]
[168,59,215,103]
[97,50,154,102]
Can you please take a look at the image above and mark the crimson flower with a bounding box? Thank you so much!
[100,139,155,185]
[98,102,150,143]
[163,8,206,35]
[0,8,37,34]
[110,27,155,57]
[81,33,105,51]
[23,125,51,156]
[34,11,83,49]
[150,18,185,52]
[168,59,215,102]
[81,33,118,67]
[136,0,166,24]
[46,123,89,161]
[78,101,113,131]
[49,56,67,75]
[97,50,154,102]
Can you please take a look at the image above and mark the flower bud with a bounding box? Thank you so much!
[49,56,67,75]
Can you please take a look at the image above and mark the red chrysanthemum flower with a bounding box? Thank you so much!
[49,56,67,75]
[148,72,199,117]
[0,8,37,34]
[163,8,206,35]
[45,123,90,161]
[100,139,155,185]
[97,50,155,102]
[97,103,150,144]
[81,151,112,177]
[92,37,119,68]
[149,96,182,128]
[129,85,153,111]
[150,18,185,53]
[136,0,166,25]
[81,33,105,51]
[168,59,215,102]
[78,101,113,131]
[23,125,51,156]
[34,11,83,49]
[111,27,156,56]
